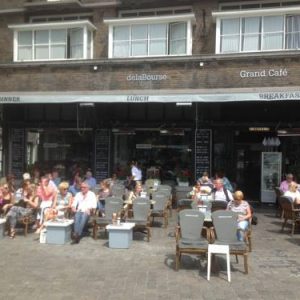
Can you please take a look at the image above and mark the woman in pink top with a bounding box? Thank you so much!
[36,176,57,232]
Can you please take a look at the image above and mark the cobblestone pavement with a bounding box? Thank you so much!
[0,206,299,300]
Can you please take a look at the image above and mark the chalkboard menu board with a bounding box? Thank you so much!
[10,128,25,179]
[195,129,212,179]
[94,129,110,181]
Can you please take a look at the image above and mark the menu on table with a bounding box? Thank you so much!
[94,129,110,181]
[195,129,212,180]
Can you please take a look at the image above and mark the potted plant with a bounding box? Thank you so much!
[176,169,191,186]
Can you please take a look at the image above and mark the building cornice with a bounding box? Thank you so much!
[0,51,299,69]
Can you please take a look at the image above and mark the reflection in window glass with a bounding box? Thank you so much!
[263,16,284,50]
[242,17,260,51]
[169,22,187,54]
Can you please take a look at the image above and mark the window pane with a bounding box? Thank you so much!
[221,36,239,52]
[169,22,187,55]
[221,18,240,35]
[51,45,66,59]
[131,41,147,56]
[87,30,92,59]
[69,28,83,58]
[149,40,166,55]
[51,29,66,44]
[18,47,32,60]
[286,15,300,49]
[264,16,283,32]
[113,26,129,41]
[170,22,186,40]
[263,33,283,50]
[18,31,32,46]
[242,17,260,51]
[131,25,147,40]
[113,41,129,57]
[35,45,49,59]
[35,30,49,44]
[170,40,186,54]
[150,24,167,39]
[263,16,283,50]
[243,34,260,51]
[243,17,260,33]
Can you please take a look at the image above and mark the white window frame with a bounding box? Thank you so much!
[9,20,95,62]
[104,14,195,58]
[213,6,300,53]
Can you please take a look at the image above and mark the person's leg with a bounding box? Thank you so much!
[73,211,82,237]
[77,212,90,238]
[237,220,249,241]
[6,206,18,237]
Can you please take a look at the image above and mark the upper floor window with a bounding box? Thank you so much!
[9,20,95,62]
[104,14,194,58]
[213,6,300,53]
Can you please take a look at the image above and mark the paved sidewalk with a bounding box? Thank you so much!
[0,207,299,300]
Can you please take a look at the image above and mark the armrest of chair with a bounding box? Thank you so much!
[209,226,215,243]
[175,225,181,243]
[202,226,211,243]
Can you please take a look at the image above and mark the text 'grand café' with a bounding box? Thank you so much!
[1,0,300,201]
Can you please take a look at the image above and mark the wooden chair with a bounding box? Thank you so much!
[210,210,249,274]
[211,200,227,212]
[175,209,209,271]
[92,197,124,239]
[150,193,169,228]
[126,197,151,242]
[279,196,300,235]
[274,187,284,218]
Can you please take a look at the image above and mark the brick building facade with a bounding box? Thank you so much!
[1,0,300,200]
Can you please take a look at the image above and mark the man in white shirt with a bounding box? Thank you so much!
[71,182,97,244]
[212,179,233,202]
[131,161,142,181]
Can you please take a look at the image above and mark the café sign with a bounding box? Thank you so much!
[127,73,167,81]
[240,68,288,78]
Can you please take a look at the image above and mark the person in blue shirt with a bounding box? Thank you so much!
[84,169,97,191]
[69,176,82,196]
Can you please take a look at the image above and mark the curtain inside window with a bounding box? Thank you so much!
[69,28,83,58]
[286,15,300,49]
[220,18,240,53]
[242,17,260,51]
[169,22,187,55]
[262,16,283,50]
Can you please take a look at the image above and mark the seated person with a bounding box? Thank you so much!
[283,182,300,205]
[71,182,97,244]
[214,170,233,192]
[97,179,112,216]
[189,181,211,202]
[198,171,214,191]
[69,176,82,196]
[53,181,73,218]
[6,183,39,238]
[126,181,143,205]
[227,190,252,241]
[280,173,296,193]
[212,179,233,202]
[0,183,15,216]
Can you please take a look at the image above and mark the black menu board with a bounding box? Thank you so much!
[10,128,25,179]
[195,129,212,179]
[94,129,110,181]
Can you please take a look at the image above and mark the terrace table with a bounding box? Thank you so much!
[0,218,6,239]
[106,222,135,249]
[45,219,74,245]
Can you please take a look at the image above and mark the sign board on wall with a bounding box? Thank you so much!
[9,128,25,179]
[195,129,212,180]
[94,129,110,181]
